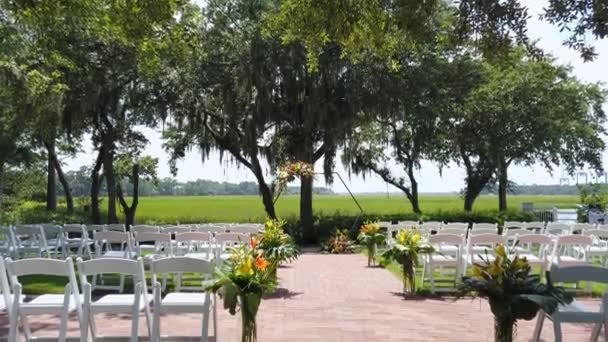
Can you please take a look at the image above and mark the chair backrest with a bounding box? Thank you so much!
[515,234,553,257]
[545,222,572,235]
[94,231,130,244]
[516,234,553,246]
[77,258,147,297]
[469,228,498,235]
[41,224,63,239]
[133,232,172,256]
[12,224,44,237]
[377,221,393,229]
[503,221,524,229]
[63,224,86,234]
[555,234,593,247]
[472,223,497,231]
[523,221,545,232]
[151,257,214,293]
[597,224,608,230]
[131,225,161,234]
[105,224,126,232]
[161,226,192,234]
[12,225,48,251]
[468,233,505,246]
[582,229,608,239]
[224,225,257,234]
[86,224,106,233]
[550,264,608,284]
[215,232,249,245]
[570,223,595,234]
[421,221,442,231]
[437,228,466,237]
[503,228,526,237]
[194,224,225,233]
[174,232,212,243]
[443,223,469,231]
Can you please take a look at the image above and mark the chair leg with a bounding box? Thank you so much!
[8,304,19,342]
[21,313,33,340]
[430,264,436,294]
[553,319,562,342]
[590,323,601,342]
[201,307,210,342]
[58,307,69,342]
[213,296,218,341]
[120,274,125,293]
[532,311,544,342]
[131,311,140,342]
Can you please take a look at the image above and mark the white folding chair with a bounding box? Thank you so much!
[513,234,553,274]
[422,234,463,293]
[581,229,608,267]
[12,225,53,259]
[86,225,106,234]
[6,257,82,342]
[177,232,213,259]
[41,224,65,258]
[422,221,442,233]
[550,235,592,268]
[0,258,21,326]
[398,221,419,229]
[434,229,466,258]
[78,257,152,342]
[92,231,136,292]
[462,234,505,275]
[134,232,173,291]
[533,265,608,342]
[597,224,608,230]
[63,224,94,259]
[151,257,217,342]
[469,228,499,235]
[545,223,572,236]
[224,224,257,234]
[105,223,126,233]
[194,224,225,234]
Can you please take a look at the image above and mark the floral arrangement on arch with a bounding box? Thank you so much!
[275,161,315,197]
[458,244,572,342]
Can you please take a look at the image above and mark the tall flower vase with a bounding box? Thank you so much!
[367,243,377,266]
[237,293,261,342]
[401,256,416,296]
[494,316,514,342]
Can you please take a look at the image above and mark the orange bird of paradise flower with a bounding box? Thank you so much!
[255,255,270,271]
[250,236,257,249]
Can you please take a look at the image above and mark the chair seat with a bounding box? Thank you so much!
[550,300,602,323]
[91,294,152,314]
[21,294,83,315]
[437,245,459,254]
[0,294,24,312]
[556,257,589,266]
[159,292,211,313]
[100,251,137,259]
[586,246,608,255]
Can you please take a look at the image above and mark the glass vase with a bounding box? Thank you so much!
[236,294,260,342]
[402,256,416,296]
[368,243,377,266]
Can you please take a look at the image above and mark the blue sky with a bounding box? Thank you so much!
[65,0,608,193]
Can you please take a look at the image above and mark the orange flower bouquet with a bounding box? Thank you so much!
[206,237,276,342]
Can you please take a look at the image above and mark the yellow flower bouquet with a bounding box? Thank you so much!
[459,244,572,342]
[256,218,299,279]
[381,228,433,296]
[206,238,277,342]
[357,221,385,266]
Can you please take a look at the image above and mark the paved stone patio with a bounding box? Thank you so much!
[0,253,602,341]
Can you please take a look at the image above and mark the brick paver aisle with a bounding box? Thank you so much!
[0,253,600,341]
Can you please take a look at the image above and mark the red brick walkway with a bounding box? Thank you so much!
[0,253,601,341]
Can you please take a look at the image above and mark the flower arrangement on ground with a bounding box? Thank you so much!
[381,228,433,296]
[275,161,315,197]
[458,244,572,342]
[256,218,299,278]
[323,228,355,254]
[357,221,385,266]
[206,238,276,342]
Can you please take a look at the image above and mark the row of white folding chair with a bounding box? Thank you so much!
[1,256,216,342]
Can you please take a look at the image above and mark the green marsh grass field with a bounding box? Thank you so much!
[130,194,579,223]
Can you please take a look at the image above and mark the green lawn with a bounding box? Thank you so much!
[129,194,578,223]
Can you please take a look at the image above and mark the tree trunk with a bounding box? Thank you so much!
[498,160,509,212]
[300,174,314,243]
[91,148,104,224]
[46,140,57,211]
[45,140,74,214]
[464,177,490,212]
[103,152,118,224]
[259,182,276,219]
[117,164,139,229]
[406,164,421,215]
